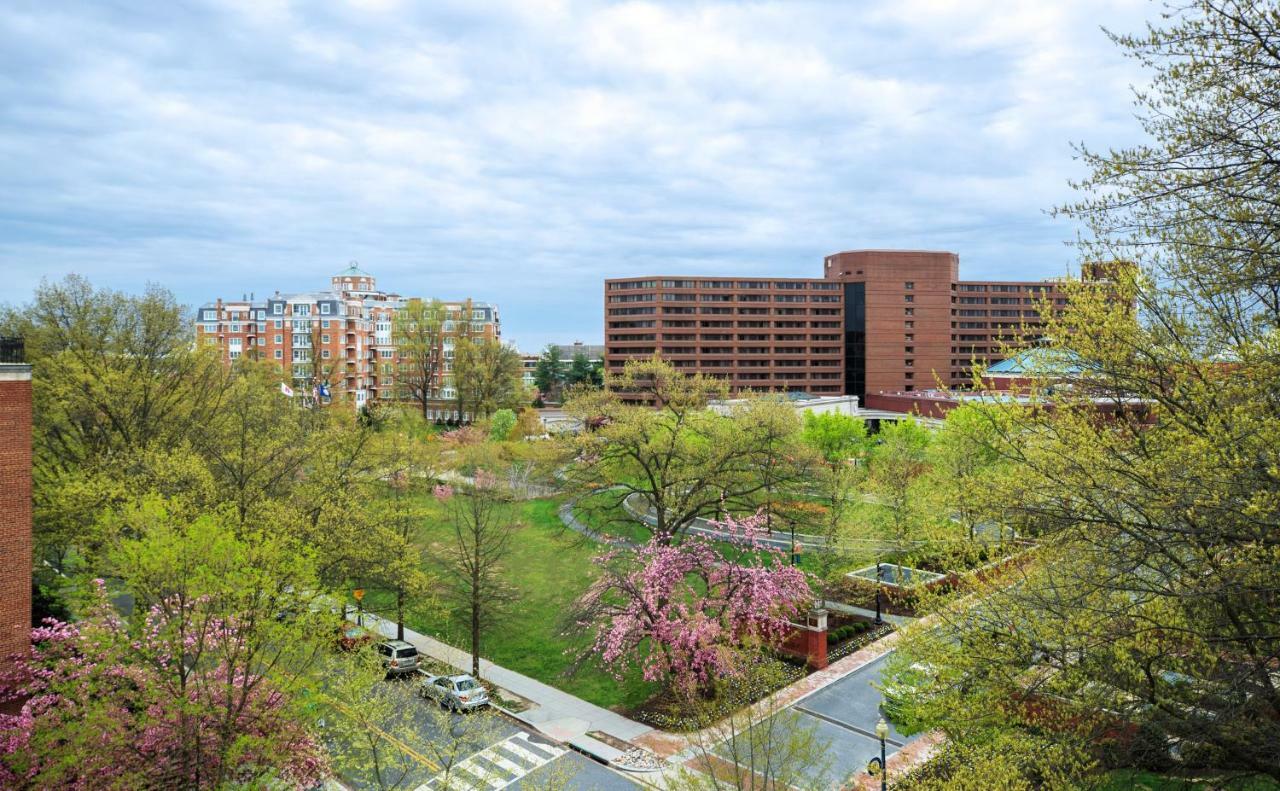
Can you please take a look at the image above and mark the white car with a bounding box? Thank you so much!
[418,672,491,711]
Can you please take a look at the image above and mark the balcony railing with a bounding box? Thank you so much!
[0,336,23,363]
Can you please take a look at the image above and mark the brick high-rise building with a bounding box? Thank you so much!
[0,337,33,666]
[197,264,500,409]
[605,250,1090,400]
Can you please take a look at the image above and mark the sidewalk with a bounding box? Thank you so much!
[360,612,654,765]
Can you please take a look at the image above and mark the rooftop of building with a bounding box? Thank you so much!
[334,261,374,278]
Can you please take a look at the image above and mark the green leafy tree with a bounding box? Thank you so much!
[565,352,595,388]
[867,417,932,546]
[533,344,565,402]
[1,275,225,568]
[393,298,448,419]
[564,358,809,545]
[896,3,1280,783]
[799,410,871,465]
[452,338,524,420]
[489,408,517,441]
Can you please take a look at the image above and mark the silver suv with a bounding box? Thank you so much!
[376,639,420,676]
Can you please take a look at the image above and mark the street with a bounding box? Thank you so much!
[741,652,920,788]
[337,680,639,791]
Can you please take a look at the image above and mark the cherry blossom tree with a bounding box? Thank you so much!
[574,512,813,693]
[0,581,326,790]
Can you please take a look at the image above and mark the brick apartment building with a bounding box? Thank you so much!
[197,264,500,409]
[0,337,33,666]
[605,249,1105,400]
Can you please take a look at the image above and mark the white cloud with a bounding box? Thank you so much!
[0,0,1154,347]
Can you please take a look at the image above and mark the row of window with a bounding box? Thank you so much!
[608,280,841,291]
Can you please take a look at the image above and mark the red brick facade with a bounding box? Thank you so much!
[0,365,33,665]
[605,250,1078,400]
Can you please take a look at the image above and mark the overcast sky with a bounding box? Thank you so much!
[1,0,1155,349]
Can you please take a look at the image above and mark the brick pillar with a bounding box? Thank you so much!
[804,608,829,670]
[0,363,33,666]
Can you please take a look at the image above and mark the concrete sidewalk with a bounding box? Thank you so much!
[359,612,654,766]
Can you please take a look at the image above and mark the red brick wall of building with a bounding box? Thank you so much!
[0,368,33,664]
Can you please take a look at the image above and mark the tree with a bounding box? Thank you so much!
[533,344,565,402]
[866,417,932,546]
[572,511,811,694]
[799,410,871,465]
[393,298,448,419]
[0,275,225,568]
[0,581,327,790]
[489,408,517,441]
[564,358,807,545]
[320,651,434,791]
[896,3,1280,782]
[565,352,596,388]
[453,338,524,420]
[434,472,519,679]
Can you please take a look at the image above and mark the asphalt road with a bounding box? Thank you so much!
[336,679,639,791]
[734,652,919,789]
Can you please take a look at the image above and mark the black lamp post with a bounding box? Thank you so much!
[875,717,889,791]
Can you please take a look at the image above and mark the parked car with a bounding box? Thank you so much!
[418,672,490,711]
[376,639,420,677]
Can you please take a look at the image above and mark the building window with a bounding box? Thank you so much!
[905,334,914,341]
[905,321,914,328]
[322,350,331,359]
[321,334,330,343]
[905,359,914,367]
[273,303,283,315]
[904,308,914,316]
[904,295,914,303]
[904,281,914,290]
[905,346,914,353]
[274,349,283,359]
[320,303,331,315]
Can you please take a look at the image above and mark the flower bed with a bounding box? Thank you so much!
[626,658,807,732]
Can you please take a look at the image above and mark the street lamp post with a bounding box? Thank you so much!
[353,588,365,627]
[875,717,889,791]
[874,560,883,625]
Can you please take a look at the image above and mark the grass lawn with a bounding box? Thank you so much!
[366,494,658,712]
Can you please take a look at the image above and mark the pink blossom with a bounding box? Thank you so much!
[433,484,454,501]
[580,510,813,693]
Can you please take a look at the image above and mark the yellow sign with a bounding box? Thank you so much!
[353,588,365,602]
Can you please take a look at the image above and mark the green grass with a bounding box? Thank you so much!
[368,494,658,711]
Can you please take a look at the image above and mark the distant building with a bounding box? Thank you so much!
[604,250,1120,401]
[0,337,32,668]
[519,341,605,391]
[196,264,500,408]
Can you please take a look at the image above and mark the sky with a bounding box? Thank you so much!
[0,0,1156,350]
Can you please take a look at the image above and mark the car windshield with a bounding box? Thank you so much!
[455,679,478,691]
[395,647,417,658]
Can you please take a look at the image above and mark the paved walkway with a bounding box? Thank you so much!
[359,612,654,765]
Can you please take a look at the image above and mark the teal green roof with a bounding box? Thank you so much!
[334,261,373,278]
[985,347,1088,376]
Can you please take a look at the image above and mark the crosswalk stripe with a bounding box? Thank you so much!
[419,732,567,791]
[482,751,527,778]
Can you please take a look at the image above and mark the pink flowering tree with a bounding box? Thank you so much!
[574,511,813,694]
[0,580,326,790]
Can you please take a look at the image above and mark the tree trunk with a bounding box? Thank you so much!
[396,587,405,641]
[470,583,481,679]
